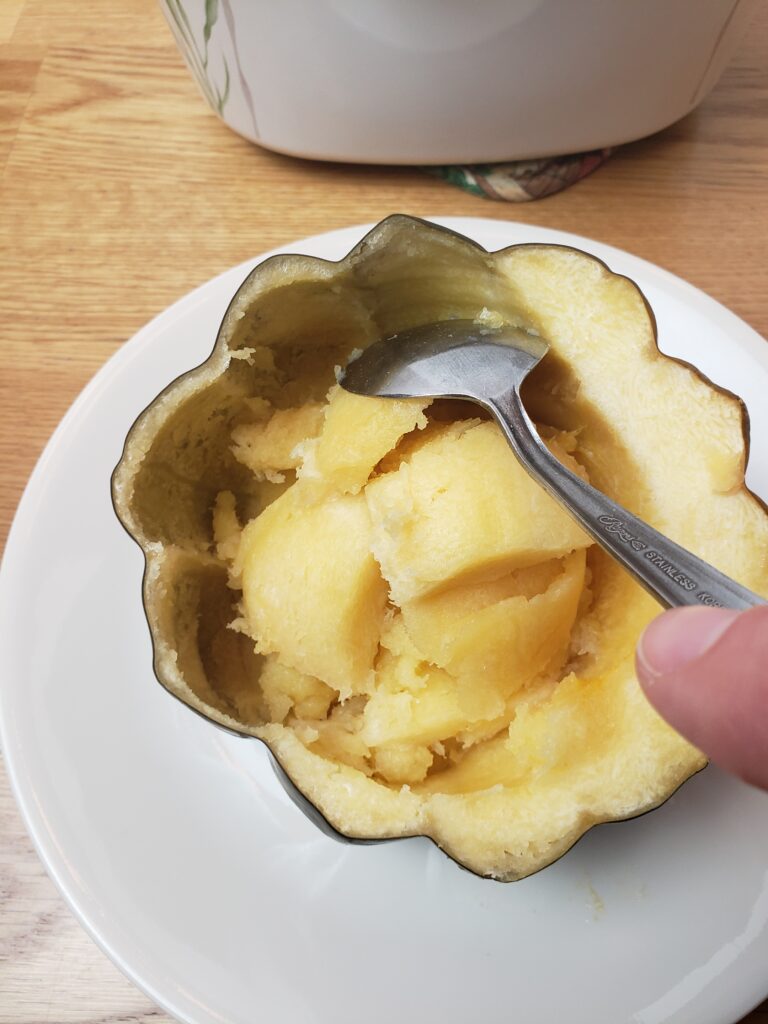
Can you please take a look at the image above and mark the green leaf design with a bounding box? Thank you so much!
[163,0,213,106]
[163,0,230,117]
[203,0,219,67]
[217,58,231,113]
[173,0,195,40]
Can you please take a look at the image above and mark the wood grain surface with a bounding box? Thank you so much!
[1,1,767,1021]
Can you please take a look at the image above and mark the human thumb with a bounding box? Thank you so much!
[636,605,768,790]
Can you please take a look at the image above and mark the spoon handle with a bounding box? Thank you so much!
[489,390,766,611]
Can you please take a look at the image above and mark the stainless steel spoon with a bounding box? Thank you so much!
[341,319,765,611]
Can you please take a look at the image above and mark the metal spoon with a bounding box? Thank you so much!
[341,320,765,610]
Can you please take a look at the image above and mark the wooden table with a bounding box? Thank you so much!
[1,2,767,1020]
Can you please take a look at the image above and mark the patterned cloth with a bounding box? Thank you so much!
[425,148,613,202]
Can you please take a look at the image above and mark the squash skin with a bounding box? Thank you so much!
[111,215,768,880]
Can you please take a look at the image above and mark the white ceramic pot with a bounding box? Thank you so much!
[160,0,756,164]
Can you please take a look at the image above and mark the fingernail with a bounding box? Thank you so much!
[637,607,740,680]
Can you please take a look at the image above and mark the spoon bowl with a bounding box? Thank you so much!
[342,319,548,405]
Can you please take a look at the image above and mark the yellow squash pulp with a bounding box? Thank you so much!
[112,218,768,880]
[225,387,594,793]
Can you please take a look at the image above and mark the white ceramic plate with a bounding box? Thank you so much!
[2,218,768,1024]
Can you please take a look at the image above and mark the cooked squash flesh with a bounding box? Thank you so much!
[114,221,768,880]
[365,421,591,603]
[237,486,388,697]
[297,385,431,497]
[233,393,596,792]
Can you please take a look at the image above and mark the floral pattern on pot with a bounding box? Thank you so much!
[161,0,259,136]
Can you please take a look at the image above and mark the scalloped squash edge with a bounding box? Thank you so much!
[112,215,768,880]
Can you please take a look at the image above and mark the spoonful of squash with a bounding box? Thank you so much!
[341,320,765,611]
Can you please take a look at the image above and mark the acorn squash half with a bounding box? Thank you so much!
[112,215,768,880]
